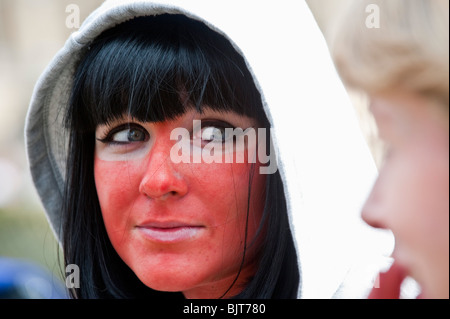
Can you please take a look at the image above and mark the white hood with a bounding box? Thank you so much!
[25,0,393,298]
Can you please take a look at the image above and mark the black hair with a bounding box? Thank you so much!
[63,14,299,298]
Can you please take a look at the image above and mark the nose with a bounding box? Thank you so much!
[139,142,188,200]
[361,178,386,230]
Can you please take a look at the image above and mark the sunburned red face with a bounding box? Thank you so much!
[94,109,267,298]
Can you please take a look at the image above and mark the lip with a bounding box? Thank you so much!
[389,252,425,298]
[390,250,410,274]
[136,222,204,243]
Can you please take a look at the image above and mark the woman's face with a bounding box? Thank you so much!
[94,108,266,298]
[362,92,449,298]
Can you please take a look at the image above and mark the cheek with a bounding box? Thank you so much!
[193,161,266,256]
[192,162,266,277]
[410,151,449,251]
[94,157,142,235]
[193,161,264,220]
[377,149,449,255]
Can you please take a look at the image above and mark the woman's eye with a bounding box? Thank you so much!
[201,126,227,142]
[112,127,147,143]
[195,121,237,145]
[97,124,149,144]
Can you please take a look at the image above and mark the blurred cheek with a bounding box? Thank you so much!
[363,148,449,268]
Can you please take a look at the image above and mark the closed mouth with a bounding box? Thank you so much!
[136,222,204,243]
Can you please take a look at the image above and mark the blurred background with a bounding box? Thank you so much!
[0,0,106,296]
[0,0,379,296]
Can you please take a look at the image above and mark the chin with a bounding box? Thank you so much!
[136,271,199,293]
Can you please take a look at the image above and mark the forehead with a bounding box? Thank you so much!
[370,92,410,117]
[370,91,436,125]
[370,91,447,119]
[369,94,406,137]
[370,92,449,138]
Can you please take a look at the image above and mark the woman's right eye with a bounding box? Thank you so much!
[111,127,147,143]
[98,124,149,144]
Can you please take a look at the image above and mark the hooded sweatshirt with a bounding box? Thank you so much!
[25,0,393,299]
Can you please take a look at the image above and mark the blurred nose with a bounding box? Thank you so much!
[139,140,188,200]
[361,178,386,230]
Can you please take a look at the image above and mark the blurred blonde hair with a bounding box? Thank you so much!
[330,0,449,108]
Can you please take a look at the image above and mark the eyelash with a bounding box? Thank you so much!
[97,123,149,145]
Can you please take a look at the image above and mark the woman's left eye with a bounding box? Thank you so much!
[201,126,227,142]
[194,120,236,145]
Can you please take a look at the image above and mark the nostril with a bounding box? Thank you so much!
[363,214,385,230]
[139,168,188,199]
